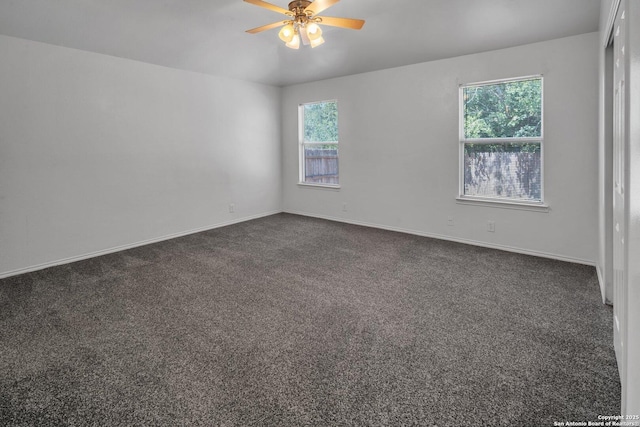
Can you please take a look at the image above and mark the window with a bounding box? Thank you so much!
[299,100,339,186]
[460,76,543,204]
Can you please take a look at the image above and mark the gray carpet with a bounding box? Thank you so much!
[0,213,620,426]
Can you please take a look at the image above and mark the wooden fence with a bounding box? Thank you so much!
[304,148,338,184]
[464,151,541,200]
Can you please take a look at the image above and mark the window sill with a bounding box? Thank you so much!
[456,196,549,212]
[297,182,341,190]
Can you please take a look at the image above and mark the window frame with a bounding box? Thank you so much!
[298,99,340,189]
[458,75,546,207]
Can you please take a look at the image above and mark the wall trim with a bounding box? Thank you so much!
[284,209,596,267]
[0,210,281,279]
[2,208,597,280]
[596,264,612,305]
[604,0,622,47]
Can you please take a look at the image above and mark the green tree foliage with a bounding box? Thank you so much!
[464,78,541,139]
[304,101,338,142]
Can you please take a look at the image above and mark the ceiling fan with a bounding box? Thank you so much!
[244,0,365,49]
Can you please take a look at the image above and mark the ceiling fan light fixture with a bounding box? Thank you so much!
[278,23,295,42]
[310,36,325,48]
[244,0,365,49]
[285,31,300,49]
[306,22,322,40]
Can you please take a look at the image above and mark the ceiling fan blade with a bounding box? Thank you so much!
[244,0,291,16]
[305,0,339,16]
[246,21,286,34]
[316,16,365,30]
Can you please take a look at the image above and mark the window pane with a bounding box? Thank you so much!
[304,102,338,142]
[463,78,541,139]
[304,144,338,185]
[464,143,541,201]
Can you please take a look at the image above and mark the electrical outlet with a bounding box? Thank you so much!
[229,203,235,213]
[487,221,495,232]
[447,217,454,226]
[342,202,347,212]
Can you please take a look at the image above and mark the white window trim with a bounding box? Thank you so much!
[455,196,549,212]
[297,182,341,190]
[298,99,340,189]
[458,75,545,207]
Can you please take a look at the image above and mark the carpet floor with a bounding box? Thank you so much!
[0,213,620,426]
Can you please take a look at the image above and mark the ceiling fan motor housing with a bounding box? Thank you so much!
[288,0,313,16]
[289,0,311,13]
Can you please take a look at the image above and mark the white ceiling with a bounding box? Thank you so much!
[0,0,601,87]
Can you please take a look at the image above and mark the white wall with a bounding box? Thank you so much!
[0,34,282,277]
[282,33,599,264]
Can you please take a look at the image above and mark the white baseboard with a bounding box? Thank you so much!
[284,210,596,267]
[596,265,606,304]
[0,210,281,279]
[595,265,613,305]
[2,209,596,280]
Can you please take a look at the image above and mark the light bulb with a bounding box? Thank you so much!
[310,36,325,48]
[306,23,322,41]
[285,33,300,49]
[278,23,295,43]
